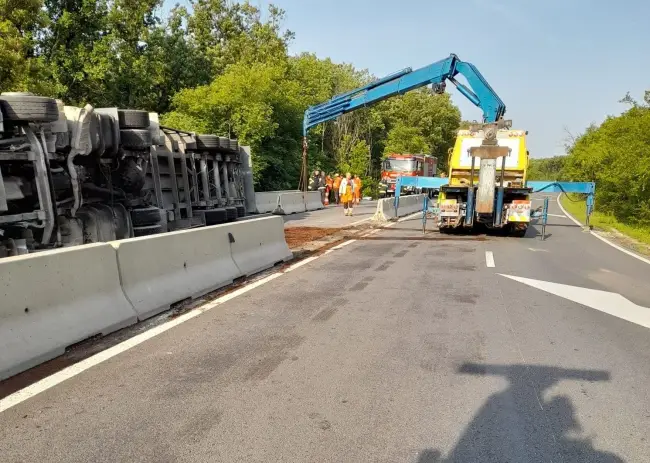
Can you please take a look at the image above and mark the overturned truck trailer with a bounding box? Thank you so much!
[0,92,254,258]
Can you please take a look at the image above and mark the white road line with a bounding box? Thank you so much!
[546,213,567,218]
[0,239,365,413]
[0,209,414,413]
[556,194,650,266]
[485,251,495,268]
[397,211,424,222]
[348,217,372,227]
[0,271,284,414]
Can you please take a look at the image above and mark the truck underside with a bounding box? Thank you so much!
[437,186,531,237]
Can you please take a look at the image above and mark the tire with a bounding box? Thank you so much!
[509,224,528,238]
[228,139,239,152]
[225,206,237,221]
[235,205,246,218]
[195,134,219,151]
[133,224,164,237]
[130,206,162,227]
[118,109,149,129]
[204,208,227,225]
[89,114,103,154]
[99,114,115,153]
[0,93,59,123]
[120,129,152,150]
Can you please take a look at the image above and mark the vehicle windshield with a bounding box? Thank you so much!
[383,159,416,172]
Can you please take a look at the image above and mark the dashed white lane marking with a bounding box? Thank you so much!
[527,248,549,252]
[555,194,650,266]
[485,251,495,268]
[546,213,567,218]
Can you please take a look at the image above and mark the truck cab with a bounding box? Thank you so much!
[381,154,437,197]
[438,127,532,235]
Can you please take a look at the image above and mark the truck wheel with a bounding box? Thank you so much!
[131,206,162,227]
[228,139,239,152]
[236,205,246,218]
[225,206,237,222]
[203,208,227,225]
[120,129,152,150]
[133,224,164,237]
[0,93,59,122]
[195,134,220,151]
[99,114,116,153]
[510,225,528,238]
[118,109,150,129]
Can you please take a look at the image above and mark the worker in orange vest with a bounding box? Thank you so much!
[325,174,333,205]
[339,172,356,216]
[353,174,362,205]
[332,173,342,205]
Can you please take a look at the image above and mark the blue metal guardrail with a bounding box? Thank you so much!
[392,177,596,235]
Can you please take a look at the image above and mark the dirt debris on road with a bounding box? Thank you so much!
[284,227,343,249]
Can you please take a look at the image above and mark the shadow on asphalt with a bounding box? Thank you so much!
[416,363,622,462]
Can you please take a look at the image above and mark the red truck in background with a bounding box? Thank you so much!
[380,154,437,197]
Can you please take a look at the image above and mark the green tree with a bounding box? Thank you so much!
[379,89,461,170]
[0,0,52,93]
[527,156,566,181]
[562,104,650,224]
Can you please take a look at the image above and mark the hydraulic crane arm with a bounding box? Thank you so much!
[303,53,505,136]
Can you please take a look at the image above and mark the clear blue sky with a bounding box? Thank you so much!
[168,0,650,158]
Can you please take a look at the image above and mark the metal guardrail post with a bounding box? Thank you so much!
[541,196,549,240]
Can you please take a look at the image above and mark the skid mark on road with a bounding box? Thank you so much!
[244,334,305,382]
[312,307,339,322]
[350,281,369,291]
[375,261,395,272]
[393,250,408,258]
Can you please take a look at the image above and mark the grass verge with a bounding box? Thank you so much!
[559,194,650,248]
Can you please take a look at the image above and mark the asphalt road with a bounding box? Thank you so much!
[1,194,649,462]
[283,200,377,228]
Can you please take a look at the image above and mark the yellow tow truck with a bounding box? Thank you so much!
[437,125,532,236]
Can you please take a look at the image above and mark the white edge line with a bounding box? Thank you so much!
[397,211,423,223]
[485,251,495,268]
[1,215,405,412]
[556,194,650,266]
[555,194,583,227]
[348,217,372,227]
[590,230,650,265]
[0,238,365,413]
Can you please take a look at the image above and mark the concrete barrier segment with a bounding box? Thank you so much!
[111,225,240,320]
[227,216,293,276]
[304,191,324,211]
[274,192,306,215]
[0,243,137,380]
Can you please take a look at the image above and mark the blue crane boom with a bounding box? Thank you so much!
[303,53,505,136]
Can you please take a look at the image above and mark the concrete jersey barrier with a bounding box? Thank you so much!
[274,191,306,215]
[254,191,281,214]
[0,243,137,380]
[227,216,293,276]
[304,191,324,211]
[112,225,240,320]
[373,194,425,221]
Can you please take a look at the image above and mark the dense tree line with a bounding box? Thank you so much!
[528,92,650,227]
[0,0,460,192]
